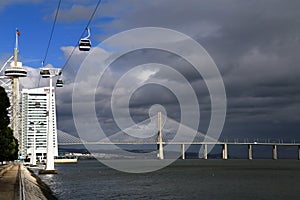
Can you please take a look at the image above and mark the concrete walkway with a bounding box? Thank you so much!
[0,164,19,200]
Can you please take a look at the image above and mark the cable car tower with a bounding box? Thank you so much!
[4,29,27,143]
[38,67,61,174]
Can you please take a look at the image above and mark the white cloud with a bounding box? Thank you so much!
[56,4,95,23]
[0,0,42,11]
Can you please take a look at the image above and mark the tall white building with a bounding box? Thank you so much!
[21,87,58,162]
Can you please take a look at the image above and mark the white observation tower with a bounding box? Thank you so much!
[4,29,27,148]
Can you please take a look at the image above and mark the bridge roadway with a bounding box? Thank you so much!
[58,141,300,145]
[58,141,300,160]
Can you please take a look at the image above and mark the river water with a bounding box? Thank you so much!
[33,159,300,199]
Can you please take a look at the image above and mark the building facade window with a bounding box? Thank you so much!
[21,87,58,161]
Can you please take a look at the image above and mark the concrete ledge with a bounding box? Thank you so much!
[24,166,57,200]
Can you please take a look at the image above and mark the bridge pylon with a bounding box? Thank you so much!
[158,112,164,160]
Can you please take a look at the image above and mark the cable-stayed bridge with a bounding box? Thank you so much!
[57,114,300,160]
[57,114,217,146]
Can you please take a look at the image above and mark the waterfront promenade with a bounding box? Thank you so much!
[0,164,18,200]
[0,164,56,200]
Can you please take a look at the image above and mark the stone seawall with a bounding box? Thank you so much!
[20,165,57,200]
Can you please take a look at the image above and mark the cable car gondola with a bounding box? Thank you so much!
[79,39,91,51]
[79,28,91,51]
[40,68,51,78]
[56,79,63,87]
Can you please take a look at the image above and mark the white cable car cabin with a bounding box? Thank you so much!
[56,79,63,87]
[79,39,91,51]
[79,28,91,51]
[40,68,50,78]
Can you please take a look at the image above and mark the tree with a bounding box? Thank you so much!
[0,86,10,129]
[0,86,18,161]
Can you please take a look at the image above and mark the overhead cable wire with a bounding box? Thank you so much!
[60,0,102,73]
[42,0,62,66]
[38,0,61,87]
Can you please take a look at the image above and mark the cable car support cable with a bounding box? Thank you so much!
[42,0,61,66]
[38,0,61,87]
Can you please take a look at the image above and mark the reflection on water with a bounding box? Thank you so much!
[33,159,300,200]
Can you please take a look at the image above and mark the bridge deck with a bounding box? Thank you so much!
[58,141,300,146]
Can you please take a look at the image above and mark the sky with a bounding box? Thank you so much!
[0,0,300,145]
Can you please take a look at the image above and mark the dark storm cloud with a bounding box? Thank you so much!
[56,0,300,140]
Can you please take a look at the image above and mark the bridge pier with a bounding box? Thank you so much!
[181,144,185,160]
[298,146,300,160]
[203,144,208,160]
[222,144,228,160]
[248,144,253,160]
[158,112,164,160]
[273,145,277,160]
